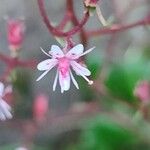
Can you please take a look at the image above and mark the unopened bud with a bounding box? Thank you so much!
[134,80,150,102]
[33,94,49,122]
[7,19,25,56]
[84,0,99,8]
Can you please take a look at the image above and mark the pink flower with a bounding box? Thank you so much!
[36,44,95,93]
[7,19,25,50]
[0,82,12,120]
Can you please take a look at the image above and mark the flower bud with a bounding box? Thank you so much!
[7,19,25,53]
[84,0,99,8]
[134,80,150,102]
[33,94,49,122]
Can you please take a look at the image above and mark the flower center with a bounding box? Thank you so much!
[58,57,70,77]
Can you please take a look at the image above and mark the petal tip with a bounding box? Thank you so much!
[88,80,93,85]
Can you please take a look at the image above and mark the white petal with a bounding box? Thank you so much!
[4,111,12,119]
[80,74,93,85]
[1,108,12,120]
[70,61,93,85]
[36,69,51,81]
[66,44,84,59]
[74,47,95,59]
[53,70,58,91]
[50,45,64,58]
[0,99,12,120]
[59,71,70,93]
[4,85,12,95]
[37,59,57,71]
[0,99,11,111]
[70,61,91,76]
[70,71,79,89]
[0,113,6,121]
[40,47,51,57]
[0,82,4,97]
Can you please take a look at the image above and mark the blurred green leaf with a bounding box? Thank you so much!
[12,68,33,119]
[79,115,138,150]
[105,58,150,103]
[143,46,150,60]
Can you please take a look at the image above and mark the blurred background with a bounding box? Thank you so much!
[0,0,150,150]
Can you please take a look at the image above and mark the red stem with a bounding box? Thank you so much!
[37,0,89,37]
[56,0,73,31]
[0,67,11,82]
[0,53,11,63]
[86,15,150,37]
[56,13,70,30]
[66,0,88,46]
[18,60,37,68]
[0,52,36,82]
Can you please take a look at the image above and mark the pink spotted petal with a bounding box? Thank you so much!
[66,44,84,59]
[37,59,57,71]
[59,71,70,93]
[70,61,91,76]
[50,45,64,58]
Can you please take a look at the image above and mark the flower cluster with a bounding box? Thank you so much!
[37,44,95,93]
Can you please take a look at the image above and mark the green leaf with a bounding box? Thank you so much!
[12,68,33,119]
[79,116,138,150]
[105,59,149,103]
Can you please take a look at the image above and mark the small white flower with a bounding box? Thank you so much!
[0,82,12,121]
[37,44,95,93]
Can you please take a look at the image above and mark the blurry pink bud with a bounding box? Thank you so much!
[84,0,99,7]
[7,19,25,51]
[33,94,49,122]
[134,80,150,102]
